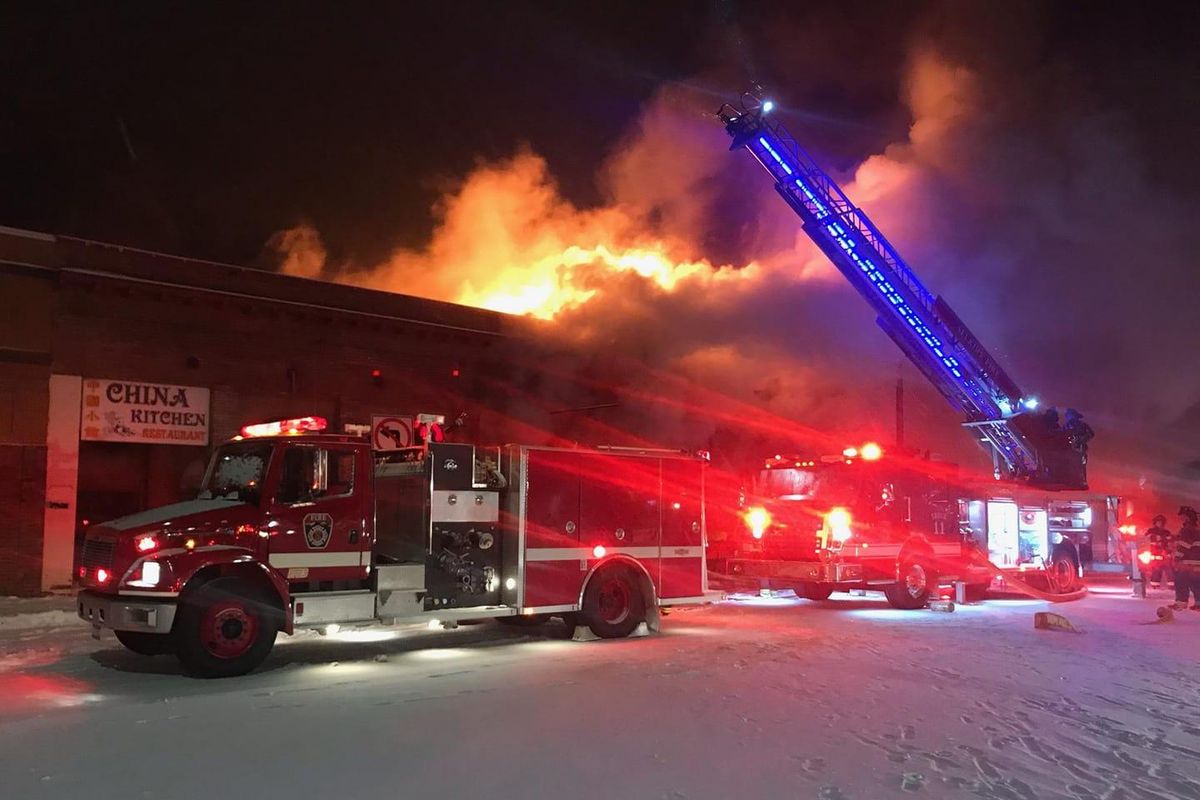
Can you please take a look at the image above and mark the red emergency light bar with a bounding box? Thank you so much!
[240,416,328,438]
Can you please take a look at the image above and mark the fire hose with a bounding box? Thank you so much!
[962,547,1088,603]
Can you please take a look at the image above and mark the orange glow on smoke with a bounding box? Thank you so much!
[459,243,730,319]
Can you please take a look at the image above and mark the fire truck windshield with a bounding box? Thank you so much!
[755,465,862,506]
[198,441,274,504]
[756,467,819,500]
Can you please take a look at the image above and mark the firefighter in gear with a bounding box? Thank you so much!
[1145,514,1174,588]
[1173,506,1200,610]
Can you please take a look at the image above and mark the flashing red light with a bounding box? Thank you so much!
[1138,550,1155,565]
[80,518,90,527]
[592,545,607,559]
[136,535,158,552]
[370,368,382,378]
[95,568,110,584]
[240,416,327,438]
[78,566,86,578]
[450,368,461,378]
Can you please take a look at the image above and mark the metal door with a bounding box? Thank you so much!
[265,442,369,584]
[659,457,704,599]
[578,453,661,591]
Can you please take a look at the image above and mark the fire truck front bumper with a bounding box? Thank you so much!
[725,559,863,584]
[77,590,177,634]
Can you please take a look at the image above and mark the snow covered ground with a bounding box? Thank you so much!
[2,580,1198,800]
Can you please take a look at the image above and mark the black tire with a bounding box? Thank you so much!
[797,583,834,601]
[1047,550,1080,594]
[114,630,174,656]
[497,613,551,627]
[581,565,647,639]
[174,577,280,678]
[884,554,935,610]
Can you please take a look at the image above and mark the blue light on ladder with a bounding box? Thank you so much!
[751,129,995,410]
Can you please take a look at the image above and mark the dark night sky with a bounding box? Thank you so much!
[3,2,1199,499]
[6,1,1192,267]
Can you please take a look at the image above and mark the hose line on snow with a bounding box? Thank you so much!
[963,548,1089,603]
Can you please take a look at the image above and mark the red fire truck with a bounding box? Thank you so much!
[76,416,709,676]
[711,445,1117,608]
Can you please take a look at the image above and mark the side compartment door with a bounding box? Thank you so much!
[660,457,704,599]
[265,443,369,585]
[522,449,582,609]
[578,453,661,593]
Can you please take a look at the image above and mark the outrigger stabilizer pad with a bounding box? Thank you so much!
[1033,611,1082,633]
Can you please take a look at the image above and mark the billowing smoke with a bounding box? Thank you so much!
[270,32,1200,509]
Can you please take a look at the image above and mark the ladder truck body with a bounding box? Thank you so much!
[711,92,1112,606]
[718,93,1090,489]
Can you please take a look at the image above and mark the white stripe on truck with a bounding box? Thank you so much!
[268,551,367,569]
[526,546,704,562]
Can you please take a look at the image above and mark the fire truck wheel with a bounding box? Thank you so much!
[1047,550,1080,593]
[114,630,174,656]
[884,555,934,610]
[797,583,834,601]
[175,577,280,678]
[581,566,646,639]
[497,614,551,627]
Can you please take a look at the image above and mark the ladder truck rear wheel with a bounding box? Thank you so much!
[114,630,174,656]
[1047,549,1080,594]
[581,565,646,639]
[174,577,280,678]
[884,555,935,610]
[797,583,834,601]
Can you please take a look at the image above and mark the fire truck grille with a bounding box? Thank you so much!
[81,538,115,572]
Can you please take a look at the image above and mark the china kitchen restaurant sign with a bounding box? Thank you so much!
[81,379,210,445]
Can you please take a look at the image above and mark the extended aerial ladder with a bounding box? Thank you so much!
[718,91,1091,489]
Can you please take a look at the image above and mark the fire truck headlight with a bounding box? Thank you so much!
[826,507,853,543]
[127,560,161,587]
[744,507,771,540]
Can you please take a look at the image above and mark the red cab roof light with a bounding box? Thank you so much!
[240,416,328,438]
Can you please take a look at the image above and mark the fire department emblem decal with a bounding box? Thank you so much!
[303,513,333,550]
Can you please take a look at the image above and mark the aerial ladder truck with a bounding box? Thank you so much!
[712,92,1113,607]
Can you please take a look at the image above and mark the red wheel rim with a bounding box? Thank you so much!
[200,602,258,659]
[597,577,632,625]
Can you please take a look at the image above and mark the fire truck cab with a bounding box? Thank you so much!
[714,446,1115,608]
[77,417,710,677]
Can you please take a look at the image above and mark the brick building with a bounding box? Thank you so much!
[0,226,552,596]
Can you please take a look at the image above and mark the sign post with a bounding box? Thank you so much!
[371,415,412,451]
